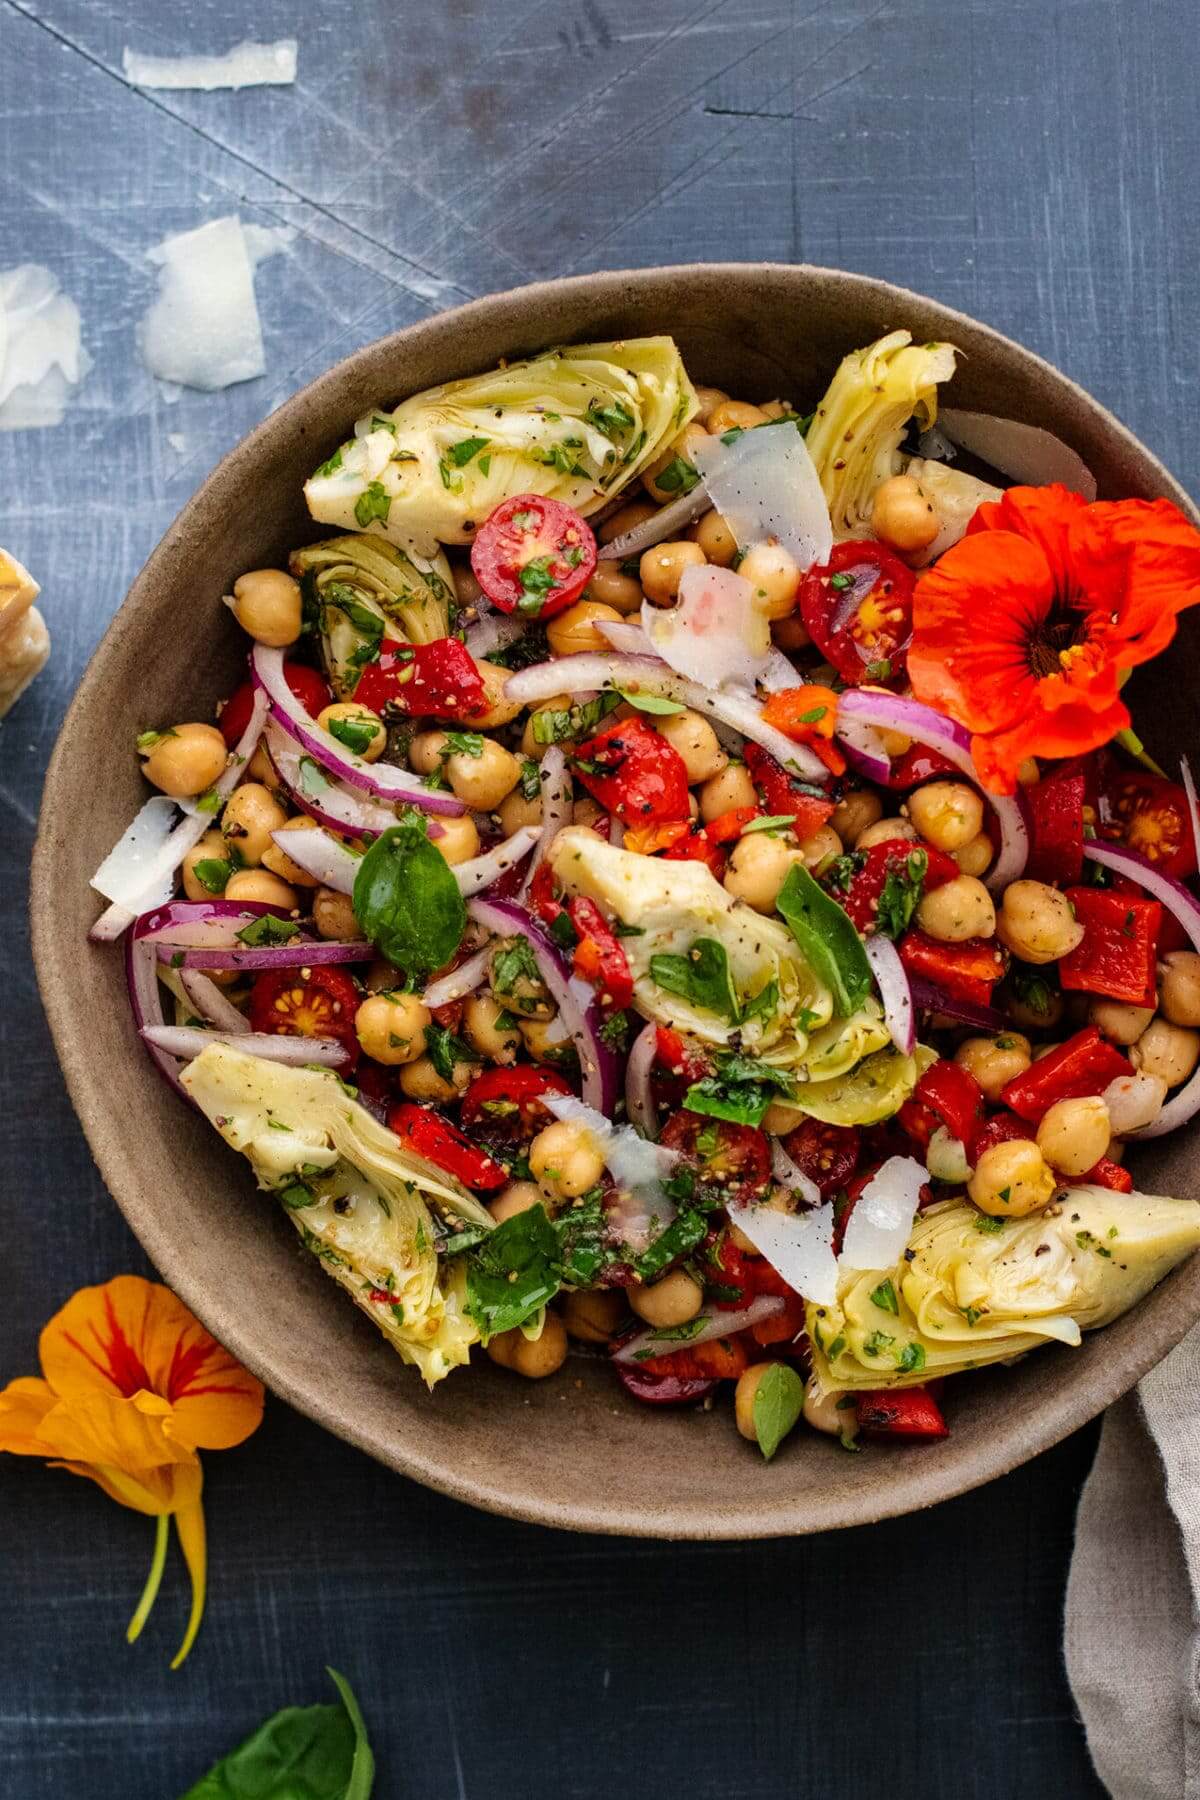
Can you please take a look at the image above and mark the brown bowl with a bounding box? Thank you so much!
[33,264,1200,1537]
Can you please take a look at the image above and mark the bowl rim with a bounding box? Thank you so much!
[33,261,1199,1538]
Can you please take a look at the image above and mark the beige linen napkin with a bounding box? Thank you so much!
[1066,1322,1200,1797]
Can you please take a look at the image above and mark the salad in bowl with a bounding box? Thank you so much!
[86,325,1200,1464]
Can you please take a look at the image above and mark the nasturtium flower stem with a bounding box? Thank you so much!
[126,1513,169,1646]
[170,1499,208,1670]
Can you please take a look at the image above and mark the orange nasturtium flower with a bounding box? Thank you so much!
[907,484,1200,793]
[0,1276,263,1667]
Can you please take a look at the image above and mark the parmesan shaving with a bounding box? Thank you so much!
[0,265,91,431]
[122,40,297,91]
[139,217,291,392]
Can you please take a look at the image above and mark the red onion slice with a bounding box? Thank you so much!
[1181,755,1200,867]
[468,896,619,1112]
[264,721,423,837]
[864,933,915,1055]
[521,745,571,900]
[180,968,250,1032]
[455,826,539,897]
[614,1296,785,1365]
[837,687,1028,891]
[156,939,374,972]
[132,897,373,972]
[422,945,493,1009]
[836,716,892,785]
[907,975,1007,1033]
[601,486,713,561]
[1083,841,1200,1139]
[465,607,525,661]
[125,931,188,1099]
[624,1021,660,1139]
[142,1024,349,1067]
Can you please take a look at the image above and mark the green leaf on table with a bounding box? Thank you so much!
[177,1667,374,1798]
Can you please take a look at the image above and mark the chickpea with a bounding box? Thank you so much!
[398,1051,476,1104]
[223,868,298,910]
[707,399,769,435]
[906,780,985,853]
[640,540,706,607]
[734,1361,780,1442]
[316,702,386,763]
[761,1100,808,1136]
[181,830,229,901]
[968,1138,1057,1217]
[955,1033,1032,1103]
[690,510,738,566]
[954,832,994,879]
[452,562,482,609]
[464,993,521,1064]
[354,991,430,1066]
[996,880,1085,965]
[831,789,883,848]
[471,660,525,730]
[690,385,730,427]
[799,824,843,870]
[520,1014,572,1066]
[870,473,939,556]
[737,542,801,620]
[599,499,657,546]
[520,697,570,760]
[231,568,302,646]
[446,740,520,812]
[488,1181,543,1225]
[724,831,804,913]
[140,722,228,799]
[407,730,447,776]
[1160,951,1200,1028]
[507,1312,569,1379]
[856,817,917,850]
[916,874,996,943]
[245,743,277,788]
[432,814,480,867]
[1089,998,1155,1046]
[221,782,288,867]
[586,561,643,614]
[497,786,542,835]
[803,1376,847,1438]
[490,939,553,1019]
[1131,1018,1200,1088]
[642,423,711,504]
[1036,1095,1112,1178]
[1016,758,1041,786]
[312,885,363,941]
[563,1288,625,1344]
[545,599,623,658]
[772,614,812,652]
[629,1269,703,1329]
[572,798,604,831]
[261,815,322,888]
[699,761,757,822]
[654,709,727,785]
[529,1120,605,1200]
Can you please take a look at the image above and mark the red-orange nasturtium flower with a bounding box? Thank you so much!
[0,1276,263,1667]
[907,485,1200,792]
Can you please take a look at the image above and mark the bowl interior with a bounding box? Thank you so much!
[33,264,1200,1537]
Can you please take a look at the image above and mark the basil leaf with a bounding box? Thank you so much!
[192,857,235,895]
[875,848,928,941]
[753,1362,805,1462]
[776,862,872,1016]
[352,813,466,976]
[235,914,300,948]
[632,1208,708,1281]
[177,1667,374,1798]
[684,1053,794,1128]
[554,1189,613,1285]
[615,687,687,716]
[425,1020,473,1083]
[466,1203,561,1339]
[650,939,741,1022]
[327,714,379,757]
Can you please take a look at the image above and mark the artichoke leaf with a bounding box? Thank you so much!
[901,457,1003,566]
[289,532,455,697]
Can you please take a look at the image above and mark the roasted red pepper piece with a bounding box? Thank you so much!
[898,929,1008,1005]
[661,823,729,878]
[825,837,958,935]
[743,743,835,840]
[1026,770,1086,886]
[999,1026,1131,1122]
[636,1335,749,1381]
[526,861,566,928]
[1082,1156,1134,1193]
[856,1385,949,1440]
[459,1065,572,1135]
[572,715,690,824]
[568,895,633,1011]
[759,684,846,775]
[704,805,762,844]
[971,1110,1033,1159]
[898,1059,985,1153]
[1058,886,1162,1008]
[654,1025,713,1085]
[387,1102,508,1190]
[354,636,487,721]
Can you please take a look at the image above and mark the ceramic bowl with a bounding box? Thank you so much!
[33,265,1200,1537]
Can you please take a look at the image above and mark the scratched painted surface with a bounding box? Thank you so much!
[2,0,1196,1791]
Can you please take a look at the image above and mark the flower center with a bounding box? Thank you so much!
[1027,598,1087,679]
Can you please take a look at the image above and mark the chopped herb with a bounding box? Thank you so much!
[278,1180,317,1210]
[632,1209,708,1282]
[354,481,391,529]
[443,730,485,759]
[652,455,701,496]
[135,727,176,751]
[615,687,687,717]
[327,713,380,756]
[973,1213,1006,1234]
[490,936,541,995]
[519,759,542,801]
[586,399,635,439]
[599,1010,631,1051]
[425,1021,474,1083]
[897,1342,926,1374]
[869,1278,899,1315]
[752,1362,805,1462]
[518,556,559,600]
[741,814,797,835]
[446,435,490,468]
[875,848,928,941]
[863,1330,895,1358]
[864,658,892,680]
[191,857,236,894]
[194,787,222,816]
[683,1051,793,1127]
[829,572,854,591]
[298,755,331,797]
[235,913,300,948]
[650,938,741,1022]
[313,446,344,479]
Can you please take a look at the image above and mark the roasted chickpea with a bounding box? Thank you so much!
[724,831,803,913]
[497,786,542,835]
[520,1014,572,1066]
[563,1288,625,1344]
[906,780,985,853]
[408,730,448,776]
[1131,1018,1200,1088]
[312,885,363,941]
[734,1361,779,1442]
[954,832,994,879]
[471,660,526,730]
[261,814,322,888]
[464,992,521,1064]
[490,939,553,1019]
[1160,951,1200,1028]
[181,830,229,901]
[955,1032,1032,1102]
[856,817,917,851]
[231,568,302,646]
[799,824,842,870]
[831,789,883,848]
[140,723,228,799]
[996,880,1085,964]
[316,702,386,762]
[738,541,801,620]
[520,697,570,759]
[870,473,939,556]
[1036,1095,1111,1177]
[691,385,730,427]
[968,1138,1056,1217]
[689,509,738,566]
[772,614,812,652]
[654,709,727,784]
[639,540,706,607]
[452,562,482,609]
[529,1120,605,1200]
[398,1050,476,1104]
[508,1313,569,1379]
[707,399,769,435]
[446,739,520,812]
[586,561,643,614]
[223,868,298,910]
[221,782,288,866]
[354,991,430,1066]
[916,874,996,943]
[629,1269,703,1329]
[642,423,711,503]
[599,499,657,546]
[803,1376,848,1438]
[488,1181,543,1225]
[432,814,480,867]
[1089,998,1155,1045]
[546,599,623,658]
[699,761,757,822]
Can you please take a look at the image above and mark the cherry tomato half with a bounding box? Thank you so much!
[248,966,361,1068]
[219,664,332,748]
[658,1111,771,1203]
[780,1118,861,1200]
[1099,770,1197,880]
[470,493,597,619]
[799,540,916,686]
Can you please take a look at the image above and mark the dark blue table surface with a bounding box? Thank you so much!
[5,0,1196,1792]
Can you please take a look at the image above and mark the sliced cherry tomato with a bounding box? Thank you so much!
[354,1062,395,1113]
[701,1232,757,1308]
[742,744,835,840]
[1098,770,1197,879]
[658,1111,771,1203]
[971,1111,1032,1160]
[470,493,597,620]
[568,895,634,1011]
[353,636,487,721]
[248,966,361,1068]
[459,1065,572,1136]
[781,1119,861,1200]
[799,540,916,686]
[613,1360,716,1405]
[571,716,690,824]
[387,1102,508,1191]
[823,837,958,935]
[898,1059,985,1153]
[654,1026,713,1085]
[219,663,332,748]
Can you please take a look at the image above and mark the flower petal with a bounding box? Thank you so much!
[1068,498,1200,667]
[967,483,1087,589]
[0,1376,57,1455]
[909,531,1054,731]
[971,695,1130,793]
[35,1390,198,1480]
